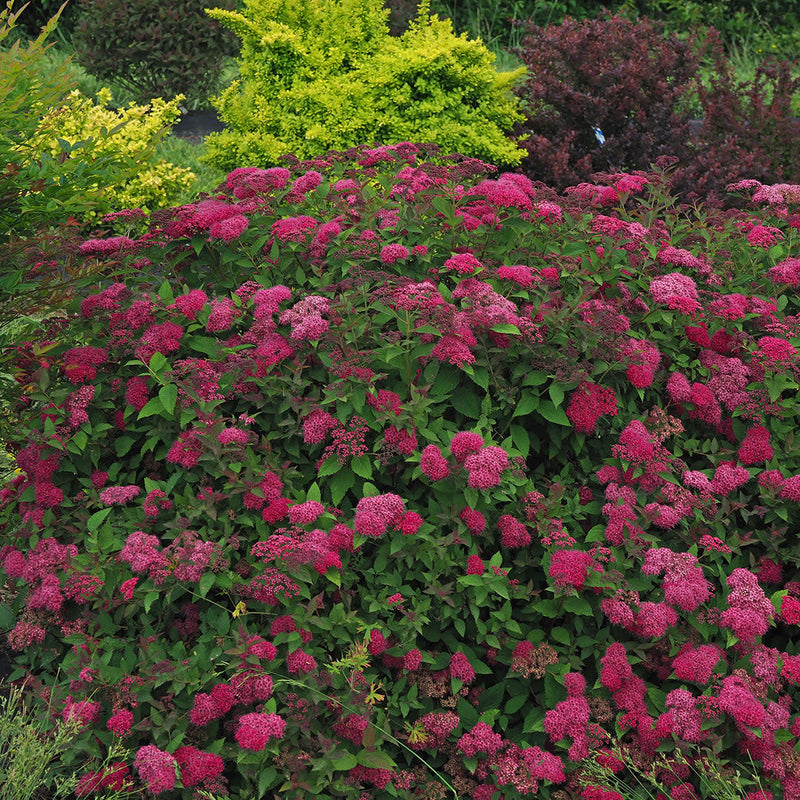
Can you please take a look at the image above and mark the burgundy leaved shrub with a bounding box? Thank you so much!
[512,13,698,191]
[671,30,800,201]
[514,14,800,202]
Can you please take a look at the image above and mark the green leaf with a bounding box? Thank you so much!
[560,241,588,256]
[544,672,563,708]
[468,367,489,390]
[548,383,565,408]
[144,591,159,613]
[537,400,570,426]
[188,336,220,357]
[157,280,174,304]
[329,467,355,506]
[198,572,216,598]
[523,707,545,733]
[351,455,373,479]
[67,429,88,454]
[357,750,395,769]
[523,371,548,386]
[0,602,16,630]
[362,482,379,497]
[451,388,481,418]
[457,697,479,729]
[510,424,529,457]
[512,392,537,418]
[318,456,342,477]
[491,323,521,334]
[504,692,528,715]
[332,752,358,771]
[550,627,570,645]
[477,682,505,712]
[113,435,135,456]
[307,482,322,503]
[534,598,561,618]
[431,195,455,220]
[148,352,167,374]
[159,384,178,415]
[258,767,277,796]
[563,596,593,616]
[138,396,164,419]
[87,507,112,532]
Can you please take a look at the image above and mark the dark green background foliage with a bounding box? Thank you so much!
[71,0,240,108]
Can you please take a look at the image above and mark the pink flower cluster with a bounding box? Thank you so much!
[721,568,774,643]
[235,712,286,750]
[279,295,331,342]
[354,492,417,537]
[619,337,661,388]
[641,547,712,612]
[63,346,108,383]
[420,444,449,480]
[549,549,594,590]
[566,381,618,434]
[649,272,701,314]
[449,651,475,683]
[464,445,509,489]
[174,745,225,788]
[134,746,177,794]
[99,484,141,505]
[544,673,590,760]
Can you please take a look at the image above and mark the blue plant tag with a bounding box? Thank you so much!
[592,126,605,146]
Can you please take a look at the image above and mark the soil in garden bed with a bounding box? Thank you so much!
[171,109,225,144]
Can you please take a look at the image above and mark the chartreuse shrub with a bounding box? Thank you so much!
[6,143,800,798]
[36,88,197,214]
[203,0,525,170]
[0,0,132,392]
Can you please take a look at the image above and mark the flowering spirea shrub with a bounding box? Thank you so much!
[4,143,800,798]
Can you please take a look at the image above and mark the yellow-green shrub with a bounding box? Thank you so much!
[204,0,525,170]
[38,89,196,213]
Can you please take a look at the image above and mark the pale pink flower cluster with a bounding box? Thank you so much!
[99,485,141,505]
[134,745,177,794]
[279,295,330,341]
[657,245,712,276]
[235,712,286,750]
[457,721,505,757]
[63,346,108,383]
[288,500,325,525]
[496,264,534,287]
[746,224,784,248]
[566,381,618,434]
[420,444,449,480]
[619,337,661,388]
[665,688,703,742]
[380,243,410,264]
[549,549,594,590]
[721,568,774,643]
[465,445,509,489]
[206,297,240,332]
[672,643,724,683]
[649,272,701,314]
[271,214,318,242]
[544,673,590,760]
[354,492,405,537]
[641,547,712,611]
